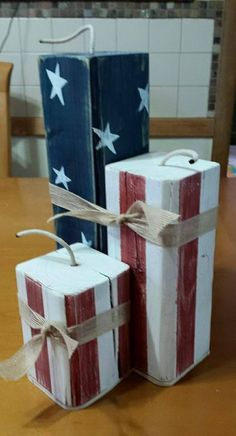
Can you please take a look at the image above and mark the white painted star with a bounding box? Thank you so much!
[81,232,92,247]
[92,123,120,155]
[53,166,71,190]
[46,63,68,106]
[138,84,149,113]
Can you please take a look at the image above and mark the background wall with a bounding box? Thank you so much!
[0,1,225,177]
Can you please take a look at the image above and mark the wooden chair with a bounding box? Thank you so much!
[0,62,13,177]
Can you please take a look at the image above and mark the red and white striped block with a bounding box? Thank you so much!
[16,243,130,409]
[105,151,220,385]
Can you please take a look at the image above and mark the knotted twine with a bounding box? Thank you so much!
[0,298,129,381]
[49,183,218,247]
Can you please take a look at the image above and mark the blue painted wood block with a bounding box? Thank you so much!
[39,52,149,252]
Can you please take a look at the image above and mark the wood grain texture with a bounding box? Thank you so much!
[25,276,52,393]
[11,116,215,139]
[11,116,45,137]
[0,62,13,177]
[65,289,100,407]
[1,178,236,435]
[117,268,130,378]
[177,173,201,375]
[212,0,236,175]
[120,172,147,374]
[150,118,214,138]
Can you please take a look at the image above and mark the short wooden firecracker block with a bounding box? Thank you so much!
[105,151,220,385]
[16,243,130,409]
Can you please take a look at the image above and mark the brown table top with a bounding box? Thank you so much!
[0,177,236,436]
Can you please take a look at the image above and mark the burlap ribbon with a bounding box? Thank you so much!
[49,183,218,247]
[0,299,129,381]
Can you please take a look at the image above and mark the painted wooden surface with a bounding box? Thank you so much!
[0,177,236,434]
[106,152,220,384]
[16,242,130,409]
[39,53,149,252]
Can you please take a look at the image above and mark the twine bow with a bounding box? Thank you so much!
[0,299,79,381]
[49,184,218,247]
[0,299,129,382]
[49,183,180,246]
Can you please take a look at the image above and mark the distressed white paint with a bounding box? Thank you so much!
[15,243,129,406]
[146,178,180,382]
[105,151,220,384]
[16,270,36,380]
[43,286,72,407]
[194,165,220,363]
[95,282,119,392]
[105,167,122,260]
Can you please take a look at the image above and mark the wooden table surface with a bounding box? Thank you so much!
[0,177,236,436]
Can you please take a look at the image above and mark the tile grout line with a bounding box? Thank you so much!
[176,18,182,118]
[17,17,27,117]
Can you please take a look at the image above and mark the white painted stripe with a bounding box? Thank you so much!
[42,286,72,407]
[105,168,121,260]
[111,277,119,368]
[194,165,220,363]
[94,282,119,392]
[15,268,36,380]
[146,178,179,382]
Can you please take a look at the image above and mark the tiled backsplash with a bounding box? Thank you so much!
[0,17,215,119]
[0,1,224,19]
[0,1,224,176]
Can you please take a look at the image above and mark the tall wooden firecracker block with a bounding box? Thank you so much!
[105,151,220,385]
[39,52,149,252]
[16,243,130,409]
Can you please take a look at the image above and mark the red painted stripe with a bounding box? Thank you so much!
[117,269,131,378]
[25,276,52,393]
[177,173,201,375]
[119,171,147,373]
[65,289,100,407]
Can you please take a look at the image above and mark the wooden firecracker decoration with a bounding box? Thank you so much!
[105,150,220,385]
[39,25,149,253]
[15,230,130,409]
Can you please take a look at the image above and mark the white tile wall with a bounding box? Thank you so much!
[84,18,117,51]
[150,53,179,86]
[19,18,53,53]
[150,86,178,117]
[117,19,149,52]
[149,19,181,53]
[0,53,23,85]
[179,53,212,86]
[150,138,213,160]
[0,17,216,176]
[24,86,43,117]
[178,87,209,117]
[181,19,214,53]
[22,53,40,85]
[51,18,85,53]
[0,18,21,52]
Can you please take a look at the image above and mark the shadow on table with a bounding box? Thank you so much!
[23,373,163,429]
